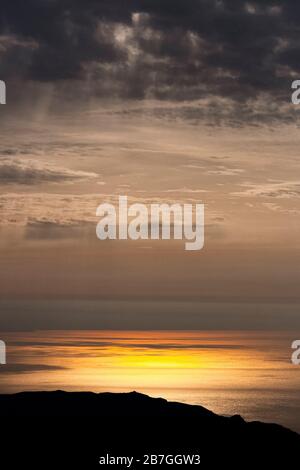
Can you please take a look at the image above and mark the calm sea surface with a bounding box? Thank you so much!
[1,330,299,432]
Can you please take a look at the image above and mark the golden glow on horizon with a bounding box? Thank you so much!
[1,330,298,394]
[2,329,300,432]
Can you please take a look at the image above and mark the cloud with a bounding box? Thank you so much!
[206,166,245,176]
[0,192,224,242]
[24,218,95,240]
[0,193,101,228]
[0,1,299,123]
[0,158,98,185]
[162,188,209,194]
[0,192,212,228]
[9,339,245,351]
[262,202,300,215]
[232,181,300,199]
[1,363,68,374]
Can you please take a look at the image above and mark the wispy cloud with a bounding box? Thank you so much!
[161,188,209,194]
[232,181,300,199]
[1,363,68,374]
[0,158,98,185]
[206,167,245,176]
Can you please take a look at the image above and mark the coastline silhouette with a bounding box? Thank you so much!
[0,391,299,468]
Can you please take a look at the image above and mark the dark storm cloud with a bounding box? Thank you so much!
[0,1,299,107]
[0,0,126,80]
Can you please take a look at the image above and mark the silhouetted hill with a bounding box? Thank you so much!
[0,390,219,417]
[0,391,299,468]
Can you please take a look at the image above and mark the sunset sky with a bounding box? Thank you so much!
[0,0,300,430]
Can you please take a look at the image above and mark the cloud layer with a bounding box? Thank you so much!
[1,0,299,122]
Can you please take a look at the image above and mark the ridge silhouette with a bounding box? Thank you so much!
[0,391,299,468]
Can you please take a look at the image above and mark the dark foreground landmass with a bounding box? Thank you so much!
[0,391,299,468]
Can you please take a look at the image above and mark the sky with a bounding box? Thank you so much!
[1,2,300,431]
[0,1,300,329]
